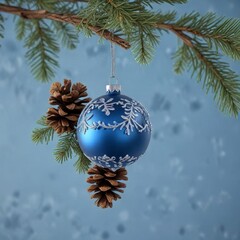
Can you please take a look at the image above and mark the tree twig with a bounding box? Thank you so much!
[156,23,222,40]
[0,3,130,49]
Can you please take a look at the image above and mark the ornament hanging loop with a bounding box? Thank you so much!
[109,40,118,85]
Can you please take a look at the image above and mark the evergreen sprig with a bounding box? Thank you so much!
[173,12,240,60]
[15,17,29,40]
[52,22,79,49]
[25,20,60,82]
[54,133,91,173]
[32,116,55,144]
[173,43,190,74]
[54,133,75,163]
[174,41,240,116]
[32,116,91,173]
[168,12,240,116]
[191,43,240,116]
[1,0,81,82]
[78,0,160,63]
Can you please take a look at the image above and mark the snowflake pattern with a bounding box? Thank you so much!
[78,97,151,135]
[87,154,138,171]
[94,98,116,116]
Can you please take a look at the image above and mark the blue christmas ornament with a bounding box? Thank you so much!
[77,84,152,171]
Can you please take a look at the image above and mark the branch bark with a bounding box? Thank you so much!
[0,3,130,49]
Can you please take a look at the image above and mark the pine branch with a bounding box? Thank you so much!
[36,115,49,126]
[15,17,28,40]
[173,33,240,116]
[131,25,158,64]
[32,116,90,171]
[131,13,160,64]
[0,3,130,49]
[74,156,91,173]
[156,11,177,24]
[153,12,240,116]
[191,42,240,116]
[24,19,59,82]
[173,43,191,74]
[54,133,75,163]
[156,12,240,60]
[52,21,79,49]
[54,132,91,172]
[32,116,55,144]
[79,0,160,63]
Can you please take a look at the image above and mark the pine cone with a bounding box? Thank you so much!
[46,79,91,134]
[86,165,128,208]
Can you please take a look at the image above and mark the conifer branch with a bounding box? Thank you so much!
[32,116,55,144]
[54,132,91,172]
[15,17,29,40]
[156,12,240,60]
[74,156,91,173]
[54,133,75,163]
[0,3,130,49]
[25,19,60,81]
[172,31,240,116]
[52,21,79,49]
[32,115,90,172]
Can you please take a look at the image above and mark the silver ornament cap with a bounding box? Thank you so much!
[106,84,121,93]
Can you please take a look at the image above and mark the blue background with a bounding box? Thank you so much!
[0,0,240,239]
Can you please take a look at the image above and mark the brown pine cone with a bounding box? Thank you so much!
[86,165,128,208]
[46,79,91,134]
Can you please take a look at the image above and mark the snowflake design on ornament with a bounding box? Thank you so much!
[78,97,151,135]
[98,155,116,162]
[119,154,138,164]
[94,98,115,116]
[119,98,150,135]
[78,113,93,134]
[86,154,139,170]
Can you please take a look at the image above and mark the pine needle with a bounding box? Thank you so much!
[0,14,4,42]
[141,0,188,6]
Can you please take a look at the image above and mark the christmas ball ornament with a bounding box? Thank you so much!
[77,84,152,171]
